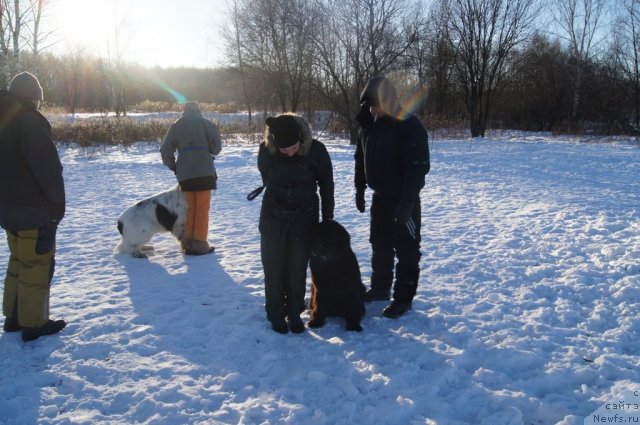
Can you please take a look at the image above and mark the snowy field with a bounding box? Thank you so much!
[0,132,639,424]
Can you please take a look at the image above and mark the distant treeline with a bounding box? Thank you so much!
[4,0,640,140]
[23,54,245,116]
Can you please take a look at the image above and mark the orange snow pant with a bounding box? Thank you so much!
[184,191,211,242]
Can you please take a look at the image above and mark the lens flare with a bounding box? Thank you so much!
[394,86,429,121]
[147,72,187,104]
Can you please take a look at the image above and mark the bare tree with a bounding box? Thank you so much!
[61,47,85,114]
[552,0,607,121]
[312,0,418,142]
[507,32,571,131]
[105,0,132,117]
[417,0,456,117]
[612,0,640,129]
[0,0,29,85]
[281,0,316,112]
[0,0,55,87]
[0,1,10,86]
[442,0,538,137]
[94,58,112,116]
[224,0,253,122]
[11,0,21,65]
[27,0,55,55]
[224,0,315,114]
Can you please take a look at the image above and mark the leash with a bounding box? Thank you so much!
[316,111,334,139]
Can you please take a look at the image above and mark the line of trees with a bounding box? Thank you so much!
[225,0,640,138]
[3,0,640,139]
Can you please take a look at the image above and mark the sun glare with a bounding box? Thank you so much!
[49,0,226,68]
[54,0,118,54]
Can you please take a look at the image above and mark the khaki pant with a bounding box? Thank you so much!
[2,226,56,328]
[184,191,211,242]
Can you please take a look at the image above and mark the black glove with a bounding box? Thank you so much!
[355,189,365,213]
[394,203,413,224]
[247,186,265,201]
[355,104,374,128]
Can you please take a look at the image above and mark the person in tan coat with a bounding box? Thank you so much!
[161,102,222,255]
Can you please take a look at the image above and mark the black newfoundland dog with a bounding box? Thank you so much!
[308,220,366,332]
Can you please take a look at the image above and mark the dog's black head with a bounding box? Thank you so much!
[310,220,351,262]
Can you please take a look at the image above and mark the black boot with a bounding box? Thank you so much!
[382,301,412,318]
[270,318,289,334]
[364,288,391,302]
[287,315,305,334]
[3,316,21,333]
[21,319,66,342]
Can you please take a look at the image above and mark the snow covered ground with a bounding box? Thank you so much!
[0,132,639,424]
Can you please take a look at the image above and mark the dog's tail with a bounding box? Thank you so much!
[117,220,123,235]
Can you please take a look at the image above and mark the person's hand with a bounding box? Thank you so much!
[355,189,365,213]
[394,203,413,224]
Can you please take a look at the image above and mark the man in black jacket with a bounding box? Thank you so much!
[354,76,430,318]
[0,72,66,341]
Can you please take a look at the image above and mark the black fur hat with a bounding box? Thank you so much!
[265,115,300,148]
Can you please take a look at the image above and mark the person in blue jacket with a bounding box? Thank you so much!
[354,76,430,318]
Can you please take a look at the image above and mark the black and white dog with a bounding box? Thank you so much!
[117,186,187,258]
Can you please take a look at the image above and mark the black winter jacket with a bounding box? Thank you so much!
[258,114,334,237]
[354,109,430,210]
[0,91,65,231]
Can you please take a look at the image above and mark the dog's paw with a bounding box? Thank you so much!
[307,317,325,328]
[140,244,154,252]
[131,251,148,259]
[346,322,363,332]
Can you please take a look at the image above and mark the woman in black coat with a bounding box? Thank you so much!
[258,114,334,334]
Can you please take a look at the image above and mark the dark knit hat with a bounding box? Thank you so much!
[360,76,397,109]
[183,101,201,114]
[265,115,300,148]
[9,71,43,102]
